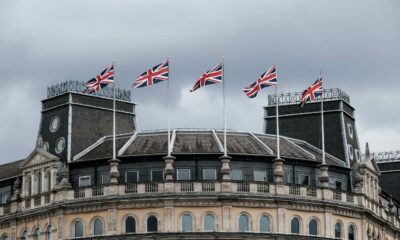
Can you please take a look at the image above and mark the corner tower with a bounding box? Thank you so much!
[264,88,360,166]
[38,81,136,162]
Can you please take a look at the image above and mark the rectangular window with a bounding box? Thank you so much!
[151,170,164,182]
[177,169,191,181]
[79,176,91,187]
[203,169,217,180]
[299,174,310,185]
[126,171,139,183]
[101,173,110,185]
[335,181,343,190]
[230,169,242,181]
[1,193,9,204]
[254,170,267,182]
[284,171,292,184]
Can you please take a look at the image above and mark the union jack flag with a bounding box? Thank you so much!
[190,63,223,92]
[133,60,169,88]
[84,64,114,94]
[243,65,277,98]
[299,77,323,107]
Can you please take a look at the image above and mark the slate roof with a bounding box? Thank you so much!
[0,159,24,182]
[72,129,347,168]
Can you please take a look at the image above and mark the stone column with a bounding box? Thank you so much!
[31,174,35,195]
[108,158,120,185]
[220,155,232,193]
[50,168,57,191]
[273,158,285,195]
[277,208,286,234]
[164,200,175,232]
[222,205,232,232]
[108,207,117,235]
[319,164,330,200]
[324,212,332,238]
[163,155,176,193]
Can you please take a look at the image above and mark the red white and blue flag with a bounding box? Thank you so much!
[299,77,323,107]
[84,64,114,94]
[243,65,277,98]
[133,60,169,88]
[190,63,223,92]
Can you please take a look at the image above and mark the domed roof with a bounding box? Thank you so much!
[73,129,346,168]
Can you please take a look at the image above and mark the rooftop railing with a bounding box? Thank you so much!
[369,151,400,162]
[47,80,131,102]
[267,88,350,106]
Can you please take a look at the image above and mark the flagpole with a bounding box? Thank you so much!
[274,60,280,159]
[223,56,227,156]
[112,61,116,160]
[167,57,171,157]
[320,68,325,165]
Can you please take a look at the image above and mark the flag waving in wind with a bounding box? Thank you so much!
[84,64,114,94]
[243,65,277,98]
[190,63,223,92]
[299,77,323,107]
[133,60,169,88]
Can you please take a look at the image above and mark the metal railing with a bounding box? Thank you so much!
[268,88,350,106]
[369,151,400,162]
[47,80,131,101]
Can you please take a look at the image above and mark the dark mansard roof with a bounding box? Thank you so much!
[0,159,24,182]
[72,129,346,168]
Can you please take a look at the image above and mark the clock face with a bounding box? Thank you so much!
[49,116,60,133]
[55,137,66,154]
[43,142,50,152]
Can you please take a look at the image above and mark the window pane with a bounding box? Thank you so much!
[151,170,163,182]
[38,173,42,194]
[147,216,158,232]
[348,225,355,240]
[22,230,29,240]
[182,214,193,232]
[101,173,110,185]
[239,214,249,232]
[177,169,190,181]
[47,173,52,192]
[203,169,217,180]
[309,219,318,235]
[126,217,136,233]
[260,215,270,233]
[204,214,215,231]
[79,176,91,187]
[254,170,267,182]
[335,181,343,190]
[231,169,242,181]
[299,174,310,185]
[47,226,53,240]
[284,171,292,184]
[34,228,40,240]
[291,218,300,234]
[75,221,84,237]
[94,219,103,235]
[335,222,342,238]
[126,171,138,183]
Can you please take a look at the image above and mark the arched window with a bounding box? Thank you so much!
[125,216,136,233]
[46,225,53,240]
[335,222,342,239]
[260,215,271,233]
[34,227,41,240]
[309,219,318,236]
[93,218,104,236]
[21,230,29,240]
[74,220,84,237]
[147,215,158,232]
[291,217,301,234]
[47,172,52,192]
[1,234,8,240]
[348,224,356,240]
[181,214,193,232]
[239,214,250,232]
[204,214,216,232]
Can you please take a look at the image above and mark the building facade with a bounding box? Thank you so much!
[0,82,399,240]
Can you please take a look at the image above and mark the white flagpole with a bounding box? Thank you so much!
[320,68,325,164]
[274,61,280,159]
[112,61,116,160]
[167,57,171,157]
[223,56,227,156]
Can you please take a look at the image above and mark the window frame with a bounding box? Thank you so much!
[125,216,136,233]
[259,214,271,233]
[146,215,158,232]
[78,176,91,187]
[73,220,85,238]
[151,170,164,182]
[177,169,191,181]
[238,213,250,232]
[203,213,216,232]
[181,213,194,232]
[253,170,267,182]
[202,169,217,181]
[125,170,139,183]
[93,218,104,236]
[308,218,319,236]
[230,169,243,181]
[298,173,310,186]
[290,217,301,234]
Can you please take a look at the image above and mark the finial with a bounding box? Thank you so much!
[365,142,370,157]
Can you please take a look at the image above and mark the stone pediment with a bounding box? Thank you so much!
[360,155,380,176]
[20,148,59,169]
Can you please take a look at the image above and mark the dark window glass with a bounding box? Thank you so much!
[335,222,342,239]
[151,170,163,182]
[125,217,136,233]
[22,230,29,240]
[231,169,242,181]
[203,169,217,180]
[348,225,356,240]
[34,228,40,240]
[260,215,270,233]
[254,170,267,182]
[291,217,300,234]
[79,176,91,187]
[204,214,215,232]
[38,173,42,194]
[46,226,53,240]
[147,216,158,232]
[239,214,249,232]
[93,218,103,236]
[126,171,138,183]
[309,219,318,236]
[74,220,84,237]
[299,174,310,185]
[101,173,110,185]
[47,172,52,192]
[28,178,32,196]
[182,214,193,232]
[177,169,191,181]
[336,181,343,190]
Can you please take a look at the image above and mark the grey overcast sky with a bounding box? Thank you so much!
[0,0,399,164]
